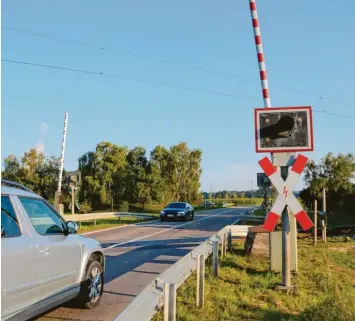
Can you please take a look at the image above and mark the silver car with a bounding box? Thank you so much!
[1,180,105,321]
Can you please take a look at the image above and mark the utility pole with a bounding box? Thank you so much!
[249,0,293,289]
[314,199,317,245]
[71,182,75,215]
[322,188,327,243]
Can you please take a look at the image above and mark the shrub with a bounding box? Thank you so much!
[79,201,92,214]
[119,201,130,212]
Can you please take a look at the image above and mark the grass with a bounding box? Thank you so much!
[253,208,267,216]
[76,217,156,233]
[153,237,355,321]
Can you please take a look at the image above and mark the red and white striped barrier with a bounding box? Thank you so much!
[249,0,271,108]
[258,154,313,232]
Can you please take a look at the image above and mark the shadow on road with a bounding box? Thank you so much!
[104,237,206,284]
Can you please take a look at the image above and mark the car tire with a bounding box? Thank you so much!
[161,217,165,221]
[191,212,194,220]
[77,260,104,309]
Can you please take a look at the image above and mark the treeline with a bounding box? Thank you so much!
[210,189,268,199]
[300,152,355,214]
[2,141,203,212]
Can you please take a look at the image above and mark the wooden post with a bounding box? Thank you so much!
[323,188,327,244]
[228,228,232,252]
[196,254,205,308]
[314,199,317,245]
[221,234,225,260]
[321,220,325,243]
[164,283,176,321]
[223,233,227,257]
[94,218,97,226]
[212,239,219,277]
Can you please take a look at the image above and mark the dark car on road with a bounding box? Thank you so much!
[160,202,194,221]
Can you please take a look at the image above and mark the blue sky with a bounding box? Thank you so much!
[2,0,355,192]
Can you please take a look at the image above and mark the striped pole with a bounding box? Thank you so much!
[249,0,271,108]
[57,112,68,193]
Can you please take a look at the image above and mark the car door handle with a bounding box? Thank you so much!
[39,247,49,256]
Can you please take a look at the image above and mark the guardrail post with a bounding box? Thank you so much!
[212,238,219,277]
[196,254,205,307]
[164,282,176,321]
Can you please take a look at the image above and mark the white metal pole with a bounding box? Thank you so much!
[57,112,68,193]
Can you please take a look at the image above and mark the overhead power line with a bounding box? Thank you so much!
[3,58,355,120]
[1,59,255,101]
[3,25,355,107]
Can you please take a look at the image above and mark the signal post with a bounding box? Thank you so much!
[249,0,314,289]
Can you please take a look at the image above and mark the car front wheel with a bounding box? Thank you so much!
[77,260,104,309]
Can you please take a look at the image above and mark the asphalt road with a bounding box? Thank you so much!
[35,207,246,321]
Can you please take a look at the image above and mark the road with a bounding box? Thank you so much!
[35,207,246,321]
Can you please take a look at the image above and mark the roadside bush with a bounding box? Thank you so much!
[119,201,130,212]
[79,201,92,214]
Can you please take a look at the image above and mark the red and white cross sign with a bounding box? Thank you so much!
[258,154,314,232]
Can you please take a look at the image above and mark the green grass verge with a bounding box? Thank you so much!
[253,208,267,216]
[153,238,355,321]
[77,217,156,233]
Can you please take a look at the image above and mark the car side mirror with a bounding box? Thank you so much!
[66,221,78,234]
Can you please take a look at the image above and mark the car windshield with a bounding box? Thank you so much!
[167,203,186,209]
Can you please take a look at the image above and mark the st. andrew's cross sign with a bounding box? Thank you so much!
[258,154,313,232]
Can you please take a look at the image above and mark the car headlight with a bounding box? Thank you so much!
[178,211,185,214]
[160,211,165,214]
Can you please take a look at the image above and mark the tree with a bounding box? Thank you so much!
[304,153,355,197]
[301,152,355,212]
[2,149,61,203]
[2,155,21,182]
[125,146,149,207]
[81,142,127,209]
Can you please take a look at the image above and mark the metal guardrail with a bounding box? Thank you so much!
[62,212,157,223]
[113,223,251,321]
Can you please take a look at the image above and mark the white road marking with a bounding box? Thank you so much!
[103,209,238,250]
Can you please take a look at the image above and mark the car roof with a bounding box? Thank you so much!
[1,185,42,198]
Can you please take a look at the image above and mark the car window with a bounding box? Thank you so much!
[1,196,21,238]
[19,198,65,235]
[167,203,185,209]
